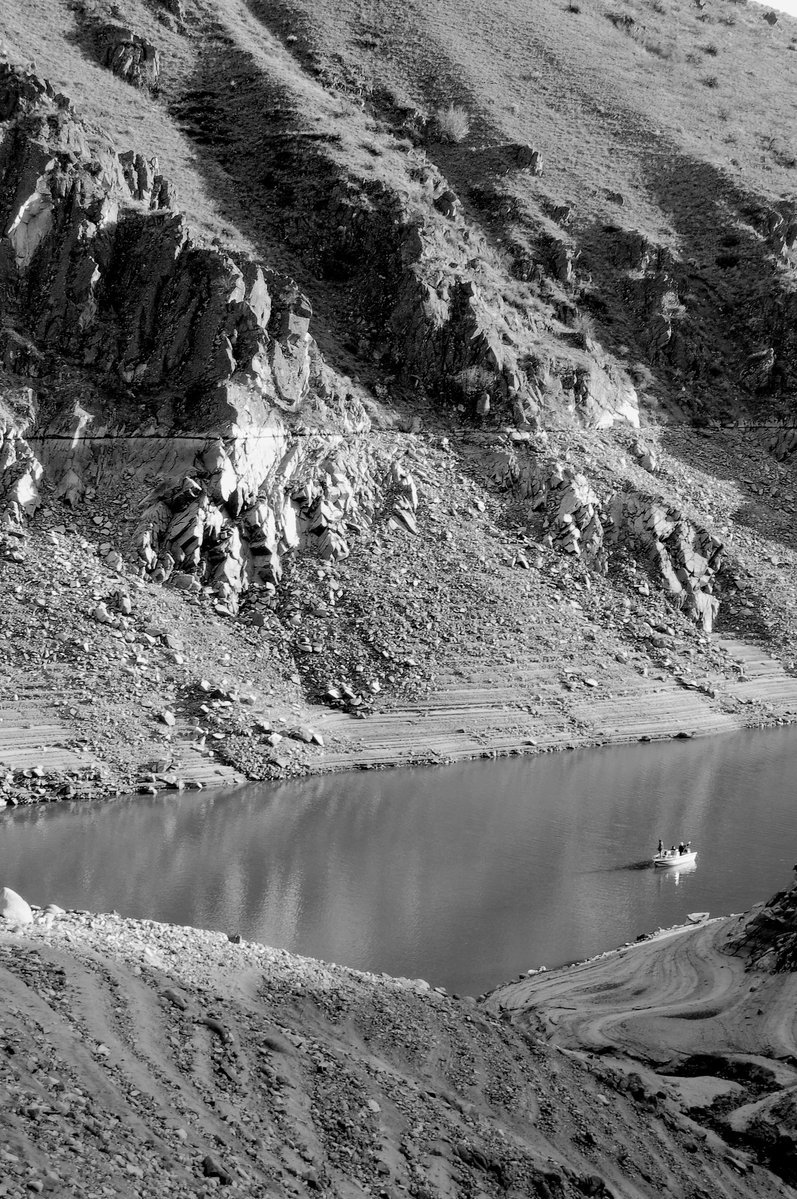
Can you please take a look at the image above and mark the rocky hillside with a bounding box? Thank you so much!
[3,882,797,1198]
[3,0,797,802]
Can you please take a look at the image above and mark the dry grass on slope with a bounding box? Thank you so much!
[7,0,796,262]
[248,0,797,232]
[0,0,258,251]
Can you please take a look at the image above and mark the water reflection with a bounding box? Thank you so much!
[657,864,698,887]
[1,726,795,994]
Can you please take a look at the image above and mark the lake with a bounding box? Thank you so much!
[1,727,795,995]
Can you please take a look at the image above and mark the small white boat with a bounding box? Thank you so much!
[653,849,697,868]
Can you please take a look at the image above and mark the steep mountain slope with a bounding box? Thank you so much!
[2,0,797,800]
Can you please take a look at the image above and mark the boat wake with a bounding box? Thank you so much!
[580,859,655,874]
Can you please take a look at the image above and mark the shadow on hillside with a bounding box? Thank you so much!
[643,146,796,405]
[573,141,797,521]
[146,5,411,393]
[650,152,797,551]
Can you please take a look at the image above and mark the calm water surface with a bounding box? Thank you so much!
[2,728,796,995]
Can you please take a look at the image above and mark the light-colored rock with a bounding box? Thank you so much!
[0,886,33,924]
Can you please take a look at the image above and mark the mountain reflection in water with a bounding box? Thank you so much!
[1,726,795,994]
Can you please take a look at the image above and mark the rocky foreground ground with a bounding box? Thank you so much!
[2,881,797,1199]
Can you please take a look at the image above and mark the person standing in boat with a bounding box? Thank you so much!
[678,842,685,855]
[657,838,664,855]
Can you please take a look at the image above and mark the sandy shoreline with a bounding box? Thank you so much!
[483,913,725,1001]
[485,899,796,1065]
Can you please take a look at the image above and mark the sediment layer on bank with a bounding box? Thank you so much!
[488,879,797,1192]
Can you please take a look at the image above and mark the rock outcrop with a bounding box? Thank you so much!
[607,492,722,631]
[0,60,650,622]
[96,25,161,90]
[484,438,722,629]
[731,878,797,972]
[0,64,381,611]
[0,386,41,523]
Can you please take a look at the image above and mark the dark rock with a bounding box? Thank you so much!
[198,1016,234,1044]
[202,1154,232,1185]
[434,189,459,218]
[97,25,161,90]
[576,1175,614,1197]
[509,144,543,174]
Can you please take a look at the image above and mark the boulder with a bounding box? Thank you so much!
[510,144,543,174]
[433,189,459,219]
[98,25,161,90]
[0,886,33,924]
[632,439,659,473]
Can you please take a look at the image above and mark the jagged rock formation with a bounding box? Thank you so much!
[0,64,385,612]
[2,0,797,792]
[0,389,41,523]
[96,25,161,90]
[483,438,722,628]
[607,493,722,631]
[0,59,650,624]
[730,878,797,972]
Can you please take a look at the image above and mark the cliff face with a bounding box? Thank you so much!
[0,62,362,610]
[0,61,750,609]
[0,57,647,617]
